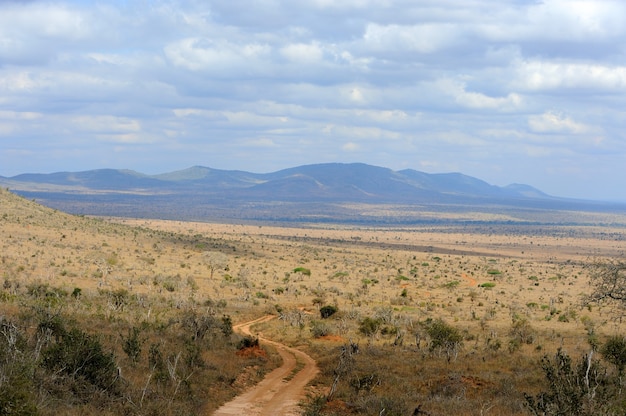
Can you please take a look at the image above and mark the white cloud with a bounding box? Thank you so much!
[362,23,460,54]
[516,60,626,91]
[280,42,324,63]
[347,87,367,104]
[478,0,626,43]
[0,3,90,40]
[164,38,271,72]
[245,138,278,147]
[67,116,156,144]
[528,112,591,134]
[437,79,522,110]
[525,0,626,40]
[342,142,360,152]
[0,110,41,120]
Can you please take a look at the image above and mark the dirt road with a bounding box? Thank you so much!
[212,315,319,416]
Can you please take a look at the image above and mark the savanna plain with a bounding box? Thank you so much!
[2,186,626,416]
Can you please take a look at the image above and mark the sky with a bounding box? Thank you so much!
[1,0,626,202]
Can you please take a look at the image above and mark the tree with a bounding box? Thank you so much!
[423,319,463,362]
[121,327,143,364]
[601,336,626,376]
[525,349,612,416]
[203,251,229,279]
[587,259,626,306]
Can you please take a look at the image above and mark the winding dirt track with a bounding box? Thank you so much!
[212,315,319,416]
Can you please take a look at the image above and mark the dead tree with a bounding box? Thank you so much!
[587,259,626,306]
[327,340,358,402]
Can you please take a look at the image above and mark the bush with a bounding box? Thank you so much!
[0,319,37,415]
[601,336,626,375]
[121,327,143,364]
[237,336,259,350]
[181,310,227,342]
[320,305,338,319]
[293,267,311,276]
[310,320,331,338]
[525,349,613,416]
[509,318,535,346]
[359,317,382,337]
[42,327,119,394]
[423,319,463,362]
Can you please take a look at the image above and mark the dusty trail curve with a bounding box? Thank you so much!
[212,315,319,416]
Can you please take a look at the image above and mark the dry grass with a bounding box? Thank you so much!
[2,187,626,415]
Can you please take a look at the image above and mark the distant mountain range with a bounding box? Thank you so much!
[1,163,622,224]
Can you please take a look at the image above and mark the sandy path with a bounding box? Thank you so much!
[212,315,319,416]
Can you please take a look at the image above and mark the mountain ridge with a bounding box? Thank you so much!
[2,162,621,224]
[1,162,548,199]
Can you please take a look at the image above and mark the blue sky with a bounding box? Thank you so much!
[1,0,625,201]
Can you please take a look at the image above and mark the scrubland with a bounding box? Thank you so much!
[2,187,626,415]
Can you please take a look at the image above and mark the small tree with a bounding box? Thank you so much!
[525,349,611,416]
[423,319,463,362]
[601,336,626,376]
[203,251,229,279]
[587,259,626,306]
[0,319,37,415]
[121,327,143,364]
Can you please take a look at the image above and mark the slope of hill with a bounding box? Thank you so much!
[2,163,624,224]
[1,163,543,199]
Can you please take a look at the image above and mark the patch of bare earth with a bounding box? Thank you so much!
[211,316,319,416]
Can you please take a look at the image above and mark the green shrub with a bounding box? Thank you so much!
[423,319,463,362]
[0,319,37,416]
[41,327,119,394]
[310,320,331,338]
[510,318,535,345]
[121,327,143,364]
[443,280,460,289]
[601,336,626,375]
[293,267,311,276]
[320,305,338,319]
[525,349,613,415]
[237,336,259,350]
[359,317,382,337]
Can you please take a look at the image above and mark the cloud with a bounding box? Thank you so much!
[528,112,591,134]
[362,23,461,54]
[244,138,278,148]
[0,0,625,200]
[437,79,522,110]
[342,142,360,152]
[280,42,324,63]
[165,38,271,73]
[515,60,626,91]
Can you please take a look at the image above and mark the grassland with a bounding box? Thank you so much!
[2,187,626,415]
